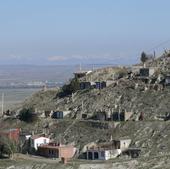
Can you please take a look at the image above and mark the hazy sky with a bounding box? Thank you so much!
[0,0,170,65]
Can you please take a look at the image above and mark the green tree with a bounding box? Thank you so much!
[19,108,37,123]
[140,52,148,65]
[61,78,80,96]
[69,77,80,93]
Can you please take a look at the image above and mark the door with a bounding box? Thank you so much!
[94,152,99,159]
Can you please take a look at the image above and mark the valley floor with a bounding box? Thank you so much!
[0,154,170,169]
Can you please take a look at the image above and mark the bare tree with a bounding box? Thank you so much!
[0,136,18,159]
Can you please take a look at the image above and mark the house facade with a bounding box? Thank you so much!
[80,82,94,90]
[95,81,107,89]
[37,143,76,159]
[51,111,71,119]
[139,68,155,77]
[112,111,133,121]
[0,128,20,142]
[30,136,50,150]
[86,148,121,160]
[95,111,133,122]
[80,81,107,90]
[85,138,131,160]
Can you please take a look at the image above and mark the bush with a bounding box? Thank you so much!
[140,51,148,64]
[59,78,80,97]
[19,108,38,123]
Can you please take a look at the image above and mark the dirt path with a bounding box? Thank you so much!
[13,153,60,164]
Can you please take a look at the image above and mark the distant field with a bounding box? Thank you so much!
[0,64,113,111]
[0,88,40,111]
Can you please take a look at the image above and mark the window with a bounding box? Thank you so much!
[44,139,47,144]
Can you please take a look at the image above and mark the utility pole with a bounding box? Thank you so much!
[1,93,4,117]
[79,63,82,71]
[92,64,94,71]
[154,51,156,58]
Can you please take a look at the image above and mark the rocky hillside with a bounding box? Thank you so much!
[21,79,170,121]
[21,88,59,111]
[80,67,128,82]
[1,118,170,169]
[1,51,170,169]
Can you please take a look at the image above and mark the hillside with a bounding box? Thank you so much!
[22,52,170,120]
[1,118,170,169]
[80,67,128,82]
[1,51,170,169]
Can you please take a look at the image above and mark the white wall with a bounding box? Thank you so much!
[120,139,131,151]
[149,68,155,76]
[63,111,71,117]
[31,137,50,150]
[105,149,121,160]
[25,135,31,140]
[87,149,121,160]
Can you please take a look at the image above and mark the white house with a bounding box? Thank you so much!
[30,136,50,150]
[85,138,131,160]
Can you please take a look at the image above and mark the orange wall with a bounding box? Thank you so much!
[60,146,75,158]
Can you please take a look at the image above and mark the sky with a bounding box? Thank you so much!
[0,0,170,65]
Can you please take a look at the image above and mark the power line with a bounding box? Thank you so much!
[147,39,170,53]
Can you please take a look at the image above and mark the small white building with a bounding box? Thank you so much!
[139,68,155,77]
[30,136,50,150]
[85,138,131,160]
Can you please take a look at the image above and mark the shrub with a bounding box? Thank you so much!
[140,51,148,64]
[19,108,38,123]
[59,77,80,97]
